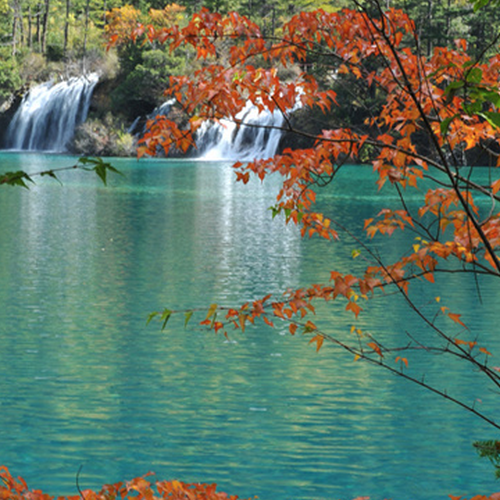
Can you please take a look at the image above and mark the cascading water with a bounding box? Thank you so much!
[131,98,294,161]
[4,73,99,152]
[196,101,288,161]
[128,98,176,136]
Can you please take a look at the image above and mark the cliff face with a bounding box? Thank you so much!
[0,91,25,148]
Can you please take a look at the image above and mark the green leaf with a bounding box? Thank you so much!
[466,67,483,84]
[146,311,159,325]
[0,170,34,188]
[473,440,500,478]
[472,0,491,12]
[480,111,500,129]
[463,101,482,115]
[210,312,217,329]
[160,308,172,330]
[483,91,500,108]
[269,205,281,218]
[40,170,62,184]
[440,115,458,136]
[444,80,464,97]
[184,311,193,328]
[78,157,123,186]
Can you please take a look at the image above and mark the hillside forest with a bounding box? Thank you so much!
[2,0,500,156]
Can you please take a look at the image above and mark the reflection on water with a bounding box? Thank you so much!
[0,153,498,500]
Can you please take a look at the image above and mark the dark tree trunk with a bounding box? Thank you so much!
[41,0,50,53]
[63,0,70,55]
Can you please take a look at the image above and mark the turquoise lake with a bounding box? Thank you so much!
[0,152,498,500]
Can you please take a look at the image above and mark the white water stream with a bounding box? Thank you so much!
[5,75,293,160]
[4,73,99,152]
[195,101,288,161]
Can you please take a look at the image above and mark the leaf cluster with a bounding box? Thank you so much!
[0,157,122,188]
[0,466,250,500]
[474,441,500,479]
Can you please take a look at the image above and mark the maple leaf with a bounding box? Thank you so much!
[346,300,363,318]
[309,334,325,352]
[448,312,467,328]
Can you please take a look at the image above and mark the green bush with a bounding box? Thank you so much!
[0,50,21,101]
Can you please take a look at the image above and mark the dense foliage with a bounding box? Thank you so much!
[0,467,250,500]
[2,0,500,116]
[1,465,500,500]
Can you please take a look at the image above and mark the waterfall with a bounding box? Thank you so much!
[128,99,176,136]
[130,99,290,160]
[195,101,287,161]
[4,73,99,152]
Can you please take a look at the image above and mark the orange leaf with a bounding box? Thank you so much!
[367,341,383,357]
[395,356,408,367]
[448,312,466,328]
[424,272,435,283]
[492,179,500,195]
[346,300,362,318]
[239,313,247,332]
[263,316,275,328]
[309,334,324,352]
[304,320,317,332]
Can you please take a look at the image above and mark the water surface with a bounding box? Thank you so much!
[0,153,498,500]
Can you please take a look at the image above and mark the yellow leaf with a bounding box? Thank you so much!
[206,303,218,319]
[239,313,247,332]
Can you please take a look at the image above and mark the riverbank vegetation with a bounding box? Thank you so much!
[2,0,500,155]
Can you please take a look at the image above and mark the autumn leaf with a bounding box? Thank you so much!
[448,312,467,328]
[309,334,325,352]
[395,356,409,367]
[367,342,383,357]
[346,300,362,318]
[206,303,218,319]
